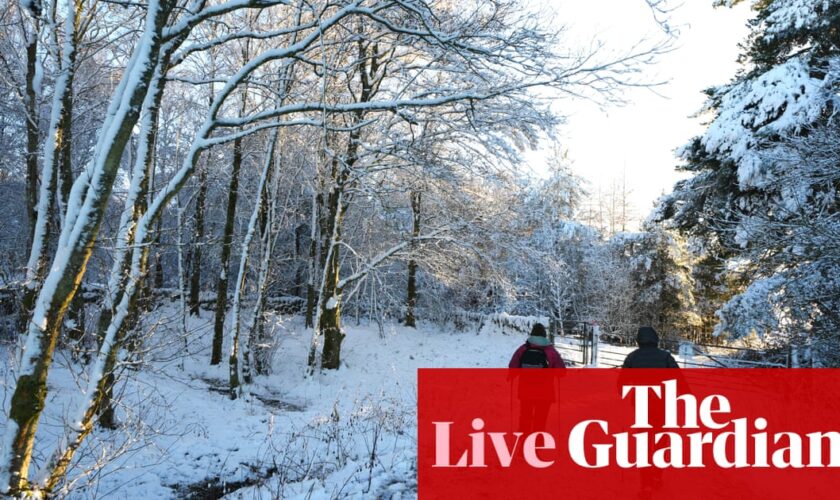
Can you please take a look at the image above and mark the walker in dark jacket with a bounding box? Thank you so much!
[622,326,679,368]
[621,326,679,497]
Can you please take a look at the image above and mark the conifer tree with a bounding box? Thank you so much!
[653,0,840,359]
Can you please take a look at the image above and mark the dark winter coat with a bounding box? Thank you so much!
[622,327,679,368]
[508,336,566,368]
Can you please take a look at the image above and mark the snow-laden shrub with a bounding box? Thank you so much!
[250,395,415,498]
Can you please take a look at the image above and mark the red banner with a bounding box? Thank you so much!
[418,369,840,499]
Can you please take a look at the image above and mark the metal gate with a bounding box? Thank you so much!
[552,321,794,368]
[551,321,598,366]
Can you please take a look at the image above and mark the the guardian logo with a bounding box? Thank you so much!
[432,379,840,469]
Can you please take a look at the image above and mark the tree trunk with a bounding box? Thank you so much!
[40,243,151,490]
[139,219,164,311]
[211,128,243,365]
[305,192,319,328]
[405,191,421,327]
[230,126,275,396]
[248,154,277,379]
[21,0,84,339]
[154,219,165,291]
[315,34,381,370]
[64,295,86,344]
[18,31,46,335]
[294,222,305,298]
[96,50,165,426]
[232,47,299,389]
[58,21,82,345]
[55,25,77,226]
[317,163,349,370]
[23,16,39,256]
[318,208,344,370]
[189,164,207,315]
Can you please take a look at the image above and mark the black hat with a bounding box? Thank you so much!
[531,323,547,337]
[637,326,659,347]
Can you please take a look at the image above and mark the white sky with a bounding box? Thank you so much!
[524,0,753,226]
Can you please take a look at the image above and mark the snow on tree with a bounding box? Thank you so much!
[653,0,840,359]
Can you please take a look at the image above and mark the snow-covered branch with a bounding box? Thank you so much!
[337,223,458,290]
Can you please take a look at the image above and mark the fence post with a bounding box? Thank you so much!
[803,340,812,367]
[679,341,694,368]
[591,324,600,366]
[790,344,800,368]
[581,324,589,367]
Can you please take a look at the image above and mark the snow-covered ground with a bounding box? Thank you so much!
[1,305,779,498]
[0,311,533,499]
